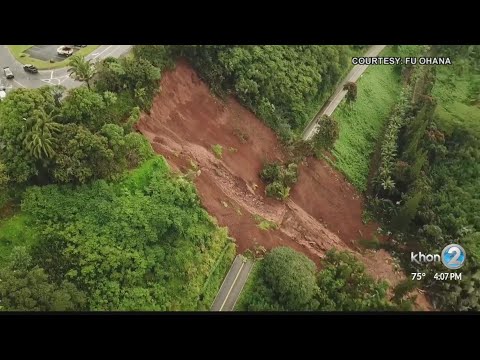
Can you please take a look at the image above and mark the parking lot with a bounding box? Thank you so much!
[26,45,80,62]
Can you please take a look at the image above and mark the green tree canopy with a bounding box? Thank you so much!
[261,247,318,310]
[316,250,391,311]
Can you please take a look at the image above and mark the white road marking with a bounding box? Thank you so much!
[13,79,26,88]
[219,260,246,311]
[99,45,121,59]
[91,45,113,60]
[41,74,70,86]
[108,46,130,58]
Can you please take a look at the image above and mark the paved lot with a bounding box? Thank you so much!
[0,45,132,91]
[26,45,79,62]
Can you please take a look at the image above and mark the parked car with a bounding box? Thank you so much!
[3,67,14,79]
[73,45,87,48]
[0,85,6,101]
[23,64,38,74]
[57,46,74,57]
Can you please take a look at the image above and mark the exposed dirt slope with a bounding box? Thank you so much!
[136,61,431,310]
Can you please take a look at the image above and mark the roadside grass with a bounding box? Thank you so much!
[0,214,38,266]
[7,45,100,70]
[198,242,236,310]
[299,46,369,133]
[253,214,278,231]
[432,65,480,137]
[331,47,402,192]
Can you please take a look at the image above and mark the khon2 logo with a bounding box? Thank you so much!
[411,244,466,270]
[441,244,466,270]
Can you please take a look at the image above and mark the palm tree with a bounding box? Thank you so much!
[68,55,96,89]
[51,85,66,107]
[22,110,61,161]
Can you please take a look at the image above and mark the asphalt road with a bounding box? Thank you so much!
[211,255,254,311]
[0,45,132,92]
[302,45,387,140]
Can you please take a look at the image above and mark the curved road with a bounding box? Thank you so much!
[302,45,387,140]
[0,45,132,92]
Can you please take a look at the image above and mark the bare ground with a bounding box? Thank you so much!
[136,61,431,310]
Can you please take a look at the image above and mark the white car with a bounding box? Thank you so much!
[0,86,7,101]
[57,46,74,57]
[3,67,14,79]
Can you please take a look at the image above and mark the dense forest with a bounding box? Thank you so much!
[367,45,480,310]
[0,50,235,310]
[134,45,364,140]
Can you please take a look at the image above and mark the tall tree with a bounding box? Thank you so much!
[68,55,96,89]
[261,247,318,310]
[22,109,61,161]
[0,87,58,183]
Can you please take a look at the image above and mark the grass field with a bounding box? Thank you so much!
[432,65,480,137]
[8,45,99,70]
[331,47,402,192]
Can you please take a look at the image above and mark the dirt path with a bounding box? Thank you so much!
[136,61,431,310]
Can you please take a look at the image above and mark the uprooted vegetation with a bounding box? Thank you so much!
[260,162,298,201]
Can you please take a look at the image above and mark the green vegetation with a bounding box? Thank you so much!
[0,86,153,186]
[0,158,235,310]
[253,214,278,231]
[68,55,96,89]
[311,115,340,154]
[260,161,298,201]
[432,58,480,136]
[94,56,162,111]
[199,242,236,310]
[211,144,223,159]
[8,45,99,70]
[0,246,86,311]
[368,45,480,310]
[236,247,410,311]
[0,215,38,266]
[164,45,356,139]
[0,46,238,311]
[331,47,402,191]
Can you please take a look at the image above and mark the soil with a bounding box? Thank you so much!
[136,60,432,311]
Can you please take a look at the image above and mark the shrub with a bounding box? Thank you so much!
[266,181,290,201]
[211,144,223,159]
[312,115,339,151]
[260,163,282,183]
[283,163,298,186]
[344,81,358,103]
[317,250,391,311]
[260,161,298,200]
